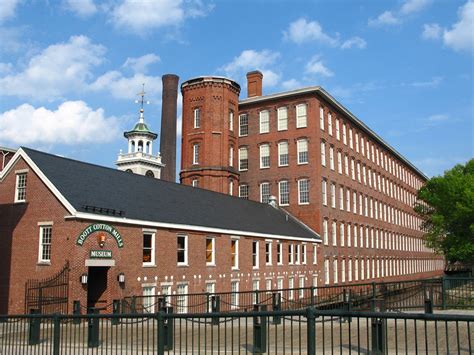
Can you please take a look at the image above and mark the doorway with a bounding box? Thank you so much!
[87,267,109,311]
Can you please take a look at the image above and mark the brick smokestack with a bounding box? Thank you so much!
[160,74,179,182]
[246,70,263,97]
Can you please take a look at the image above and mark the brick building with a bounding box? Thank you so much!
[180,71,444,287]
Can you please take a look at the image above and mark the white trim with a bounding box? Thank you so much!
[65,212,321,243]
[85,259,115,267]
[14,168,29,174]
[38,221,54,226]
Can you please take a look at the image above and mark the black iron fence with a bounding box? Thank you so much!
[121,277,474,315]
[1,308,473,354]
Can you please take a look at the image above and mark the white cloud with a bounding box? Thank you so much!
[341,36,367,49]
[305,56,334,77]
[422,23,442,40]
[408,76,443,88]
[64,0,97,17]
[283,18,339,46]
[368,11,401,26]
[443,0,474,52]
[110,0,211,34]
[0,0,21,23]
[281,79,303,91]
[0,35,105,100]
[400,0,430,15]
[427,114,449,122]
[0,101,119,145]
[123,54,160,74]
[0,63,12,75]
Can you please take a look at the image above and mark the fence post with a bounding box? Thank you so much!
[53,313,61,355]
[211,296,220,325]
[306,307,316,355]
[161,306,173,350]
[157,311,165,355]
[371,317,385,355]
[28,308,41,345]
[111,299,120,325]
[87,308,100,348]
[253,304,267,354]
[310,286,315,306]
[272,292,281,325]
[72,300,81,325]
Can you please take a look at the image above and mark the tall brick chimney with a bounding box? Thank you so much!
[160,74,179,182]
[246,70,263,98]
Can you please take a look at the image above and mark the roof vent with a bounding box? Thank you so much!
[268,195,278,208]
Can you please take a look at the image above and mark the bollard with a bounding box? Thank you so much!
[28,308,41,345]
[272,293,281,325]
[253,304,267,354]
[111,299,120,325]
[87,308,100,348]
[161,306,174,350]
[72,300,81,325]
[371,318,385,355]
[211,295,220,325]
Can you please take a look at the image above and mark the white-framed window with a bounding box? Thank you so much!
[332,220,337,246]
[277,277,284,293]
[329,146,334,170]
[231,239,239,269]
[288,244,294,264]
[239,147,248,171]
[321,179,327,206]
[346,188,351,211]
[299,276,305,298]
[229,179,233,195]
[206,282,216,308]
[143,232,155,266]
[192,179,199,187]
[339,186,344,210]
[355,259,359,281]
[259,110,270,133]
[231,281,239,309]
[229,110,234,131]
[337,151,342,174]
[347,223,352,247]
[340,222,345,246]
[15,173,27,202]
[142,286,156,313]
[328,113,333,135]
[239,114,249,136]
[298,179,309,204]
[192,144,199,165]
[351,158,355,180]
[239,184,249,199]
[278,141,289,166]
[349,128,353,149]
[259,144,270,168]
[330,182,336,208]
[288,277,295,300]
[344,154,349,175]
[193,108,201,128]
[320,107,325,130]
[206,237,215,266]
[313,244,317,264]
[229,146,234,166]
[177,235,188,265]
[277,107,288,131]
[302,244,307,264]
[265,241,272,265]
[38,225,52,263]
[335,119,340,140]
[252,241,259,269]
[260,182,270,203]
[279,180,289,206]
[296,104,307,128]
[355,133,359,152]
[342,124,347,145]
[277,243,283,265]
[320,141,326,166]
[297,139,308,164]
[341,259,346,283]
[361,137,365,156]
[161,284,171,307]
[333,258,338,284]
[177,284,188,313]
[324,259,330,284]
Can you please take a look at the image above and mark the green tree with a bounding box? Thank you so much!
[414,159,474,264]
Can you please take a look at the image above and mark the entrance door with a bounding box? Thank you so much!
[87,267,109,311]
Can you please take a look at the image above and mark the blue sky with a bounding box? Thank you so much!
[0,0,472,178]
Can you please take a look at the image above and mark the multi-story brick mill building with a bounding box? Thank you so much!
[180,71,444,287]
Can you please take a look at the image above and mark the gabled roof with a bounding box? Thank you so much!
[18,148,320,241]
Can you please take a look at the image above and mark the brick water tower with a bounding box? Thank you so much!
[180,77,241,194]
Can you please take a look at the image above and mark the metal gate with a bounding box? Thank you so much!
[24,261,70,314]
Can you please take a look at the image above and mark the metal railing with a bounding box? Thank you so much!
[1,308,473,354]
[121,277,474,315]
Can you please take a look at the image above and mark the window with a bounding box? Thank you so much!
[321,179,327,205]
[252,241,259,269]
[192,144,199,165]
[342,124,347,145]
[320,141,326,166]
[193,108,200,128]
[260,144,270,168]
[332,220,337,246]
[320,107,325,130]
[177,284,188,313]
[277,243,283,264]
[229,110,234,131]
[177,235,188,265]
[15,173,27,202]
[296,104,307,128]
[260,182,270,203]
[330,182,336,208]
[355,133,359,152]
[351,158,355,180]
[278,141,289,166]
[328,113,333,135]
[161,285,171,307]
[239,147,248,171]
[229,146,234,166]
[302,244,307,264]
[324,259,330,284]
[339,186,344,210]
[298,179,309,204]
[288,244,294,264]
[313,244,317,264]
[206,237,215,265]
[231,239,239,269]
[39,225,52,263]
[279,180,289,205]
[337,151,342,174]
[323,218,329,245]
[239,114,248,136]
[143,232,155,266]
[142,286,155,313]
[341,259,346,283]
[259,110,270,133]
[192,179,199,187]
[277,107,288,131]
[288,277,294,299]
[265,241,272,265]
[297,139,308,164]
[340,222,345,246]
[329,146,334,170]
[239,184,249,199]
[335,119,340,140]
[349,128,353,149]
[231,281,239,309]
[346,189,351,211]
[333,259,338,284]
[229,179,233,195]
[299,276,305,298]
[344,154,349,175]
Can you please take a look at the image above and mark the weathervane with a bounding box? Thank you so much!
[135,83,150,110]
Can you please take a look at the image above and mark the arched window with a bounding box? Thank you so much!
[131,141,135,152]
[145,170,154,178]
[146,141,151,154]
[126,169,133,173]
[138,140,144,152]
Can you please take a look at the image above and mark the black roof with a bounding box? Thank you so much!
[23,148,319,240]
